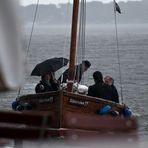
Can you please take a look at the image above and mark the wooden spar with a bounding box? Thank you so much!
[67,0,79,92]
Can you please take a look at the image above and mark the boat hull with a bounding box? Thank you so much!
[17,90,138,134]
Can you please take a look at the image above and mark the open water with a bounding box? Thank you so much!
[0,24,148,147]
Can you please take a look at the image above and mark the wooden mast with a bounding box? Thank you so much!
[67,0,80,92]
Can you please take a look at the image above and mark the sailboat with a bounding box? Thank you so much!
[12,0,137,141]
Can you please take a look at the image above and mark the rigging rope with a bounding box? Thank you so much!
[26,0,40,57]
[60,0,71,84]
[76,0,86,85]
[17,0,40,97]
[113,0,124,104]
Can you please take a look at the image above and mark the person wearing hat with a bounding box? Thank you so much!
[104,75,119,103]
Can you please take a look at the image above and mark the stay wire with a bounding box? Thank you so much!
[26,0,40,57]
[81,0,86,85]
[113,0,124,104]
[81,0,86,62]
[17,0,40,97]
[60,0,71,85]
[76,0,86,86]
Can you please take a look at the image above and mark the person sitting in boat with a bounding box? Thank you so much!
[58,60,91,83]
[104,76,119,103]
[87,71,118,103]
[35,72,59,93]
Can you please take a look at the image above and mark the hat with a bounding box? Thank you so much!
[104,76,114,85]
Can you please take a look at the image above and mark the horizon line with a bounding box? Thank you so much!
[20,0,142,6]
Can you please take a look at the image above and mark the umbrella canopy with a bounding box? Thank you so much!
[31,57,69,76]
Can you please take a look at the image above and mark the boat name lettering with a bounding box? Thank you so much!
[39,97,54,103]
[69,98,88,107]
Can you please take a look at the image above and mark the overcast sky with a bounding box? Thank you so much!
[21,0,142,6]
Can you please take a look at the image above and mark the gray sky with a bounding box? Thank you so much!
[21,0,141,6]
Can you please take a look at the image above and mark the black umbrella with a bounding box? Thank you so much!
[31,57,69,76]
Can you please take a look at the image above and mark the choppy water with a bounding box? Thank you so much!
[0,24,148,146]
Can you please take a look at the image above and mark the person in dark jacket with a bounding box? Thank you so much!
[88,71,109,99]
[35,72,59,93]
[88,71,118,103]
[104,76,119,103]
[58,60,91,83]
